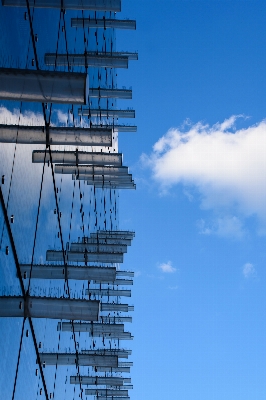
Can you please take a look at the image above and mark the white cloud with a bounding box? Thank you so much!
[242,263,256,279]
[197,216,245,239]
[158,261,176,273]
[169,285,178,290]
[143,116,266,224]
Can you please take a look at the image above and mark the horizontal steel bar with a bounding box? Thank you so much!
[74,174,133,182]
[55,164,129,175]
[86,288,131,297]
[46,250,124,263]
[0,125,112,146]
[70,243,128,253]
[91,124,137,132]
[116,271,134,277]
[86,182,136,189]
[20,264,116,281]
[94,279,133,286]
[70,376,125,385]
[95,367,130,373]
[45,53,129,68]
[39,353,117,367]
[58,322,132,338]
[71,18,136,30]
[32,150,122,166]
[98,316,132,323]
[59,322,125,333]
[107,386,133,390]
[81,349,131,358]
[89,87,132,99]
[75,237,132,245]
[78,108,135,118]
[101,303,134,312]
[84,389,128,397]
[2,0,121,10]
[0,296,99,320]
[0,67,87,104]
[92,231,135,239]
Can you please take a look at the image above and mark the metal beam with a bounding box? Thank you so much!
[70,376,129,385]
[46,250,124,263]
[71,18,136,30]
[45,53,129,68]
[1,0,121,10]
[78,108,135,119]
[55,164,129,175]
[20,264,116,281]
[32,150,122,166]
[91,124,137,132]
[70,242,127,254]
[0,68,87,104]
[39,353,117,367]
[101,303,133,312]
[89,87,132,99]
[81,349,131,358]
[0,125,112,146]
[86,288,131,297]
[0,296,99,320]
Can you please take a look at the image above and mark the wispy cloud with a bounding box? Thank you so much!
[158,261,176,273]
[197,216,245,239]
[142,116,266,227]
[242,263,256,279]
[168,285,178,290]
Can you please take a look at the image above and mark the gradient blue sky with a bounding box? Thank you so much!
[116,2,266,399]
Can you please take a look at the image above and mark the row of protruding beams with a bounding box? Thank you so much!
[46,231,135,262]
[32,152,136,189]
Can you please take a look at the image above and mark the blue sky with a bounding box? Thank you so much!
[115,1,266,399]
[1,1,266,399]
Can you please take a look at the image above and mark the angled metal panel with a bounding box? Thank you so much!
[86,288,131,297]
[101,303,133,312]
[0,296,99,320]
[1,0,121,10]
[81,349,131,358]
[55,165,129,175]
[70,376,124,385]
[91,124,137,132]
[84,389,128,396]
[20,264,116,281]
[0,68,87,104]
[0,125,112,146]
[45,53,129,68]
[116,270,134,277]
[98,316,132,323]
[95,367,130,373]
[94,231,135,239]
[86,182,136,189]
[59,322,124,333]
[46,250,124,263]
[39,353,117,367]
[71,18,136,30]
[70,243,127,253]
[32,150,122,166]
[78,108,135,118]
[89,87,132,99]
